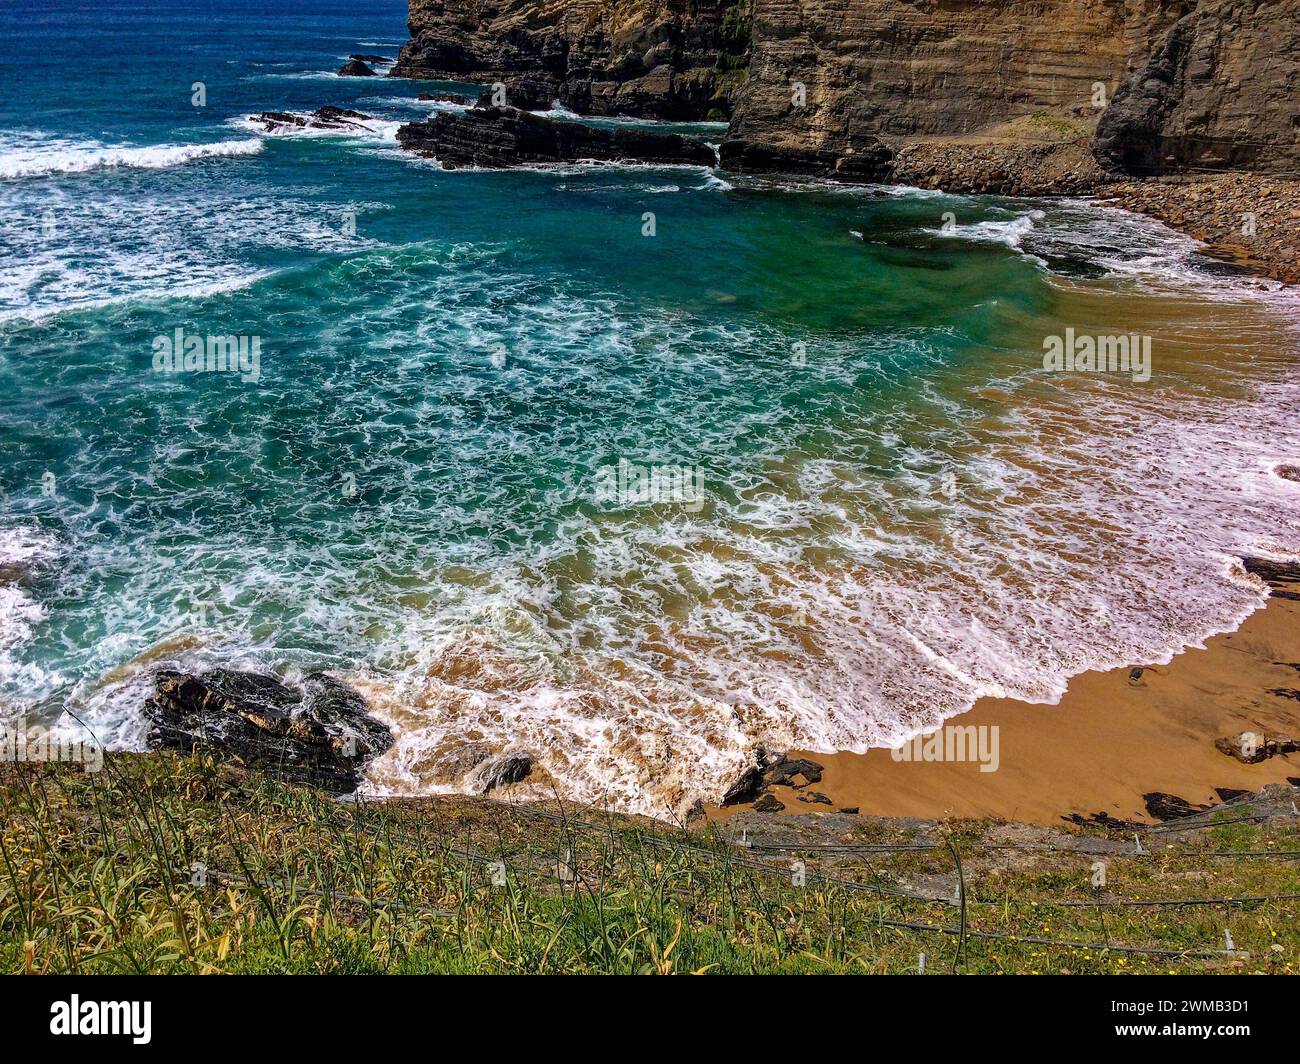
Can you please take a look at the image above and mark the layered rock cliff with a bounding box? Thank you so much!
[1094,0,1300,175]
[394,0,1298,182]
[392,0,751,120]
[719,0,1205,185]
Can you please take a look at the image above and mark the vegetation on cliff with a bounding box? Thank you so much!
[4,755,1297,974]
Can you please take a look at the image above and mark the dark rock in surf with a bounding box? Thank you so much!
[720,765,766,806]
[250,106,375,133]
[338,59,378,77]
[418,92,471,104]
[429,742,494,782]
[681,799,707,827]
[1241,557,1300,587]
[395,106,717,169]
[143,668,392,795]
[350,54,392,64]
[474,750,534,793]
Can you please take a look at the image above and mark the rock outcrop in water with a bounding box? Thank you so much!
[718,135,891,181]
[144,669,393,794]
[396,105,717,168]
[338,59,378,77]
[249,106,376,133]
[391,0,750,120]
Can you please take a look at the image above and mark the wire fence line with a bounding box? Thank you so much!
[35,749,1293,964]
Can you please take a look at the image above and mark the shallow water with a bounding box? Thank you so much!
[2,0,1299,816]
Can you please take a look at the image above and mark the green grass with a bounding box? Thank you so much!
[2,754,1297,974]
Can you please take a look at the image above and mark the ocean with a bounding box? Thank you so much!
[2,0,1298,816]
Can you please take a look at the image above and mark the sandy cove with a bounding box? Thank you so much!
[714,563,1300,826]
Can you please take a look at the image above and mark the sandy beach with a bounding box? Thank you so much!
[716,564,1300,826]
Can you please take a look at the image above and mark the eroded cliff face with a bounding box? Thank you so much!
[392,0,751,120]
[394,0,1297,181]
[1094,0,1300,175]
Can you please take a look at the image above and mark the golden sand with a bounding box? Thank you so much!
[715,588,1300,826]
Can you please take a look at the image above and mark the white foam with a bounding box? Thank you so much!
[0,527,63,698]
[935,209,1044,249]
[10,199,1300,818]
[238,113,402,142]
[0,135,264,180]
[0,182,388,320]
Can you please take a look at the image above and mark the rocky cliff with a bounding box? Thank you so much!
[394,0,1298,182]
[392,0,751,120]
[728,0,1151,145]
[1094,0,1300,175]
[719,0,1204,185]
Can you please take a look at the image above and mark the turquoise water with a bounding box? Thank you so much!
[3,0,1299,814]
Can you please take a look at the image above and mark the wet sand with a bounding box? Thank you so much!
[743,580,1300,826]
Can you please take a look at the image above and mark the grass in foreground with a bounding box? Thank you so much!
[1,754,1297,974]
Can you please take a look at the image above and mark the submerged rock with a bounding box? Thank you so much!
[349,53,391,64]
[473,750,534,794]
[429,742,494,782]
[338,59,377,77]
[144,668,392,794]
[395,106,717,170]
[797,791,833,806]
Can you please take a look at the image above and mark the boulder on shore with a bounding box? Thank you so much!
[1143,792,1209,821]
[396,106,717,170]
[144,668,392,794]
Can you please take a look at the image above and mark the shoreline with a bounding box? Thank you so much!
[1098,173,1300,287]
[715,563,1300,827]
